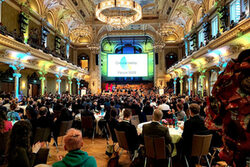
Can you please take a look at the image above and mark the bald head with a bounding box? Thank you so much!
[153,109,163,121]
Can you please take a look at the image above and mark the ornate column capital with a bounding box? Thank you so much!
[56,79,61,83]
[9,63,24,73]
[39,76,46,81]
[13,73,22,78]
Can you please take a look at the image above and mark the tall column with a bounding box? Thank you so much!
[55,74,62,95]
[89,46,101,94]
[180,77,183,95]
[188,77,192,96]
[56,78,61,95]
[199,74,206,97]
[76,79,80,95]
[68,79,72,95]
[39,75,46,96]
[39,69,47,96]
[173,78,177,95]
[10,63,24,100]
[13,73,21,99]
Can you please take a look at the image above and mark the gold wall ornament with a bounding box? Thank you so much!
[95,0,142,29]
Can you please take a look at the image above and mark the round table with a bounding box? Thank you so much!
[137,121,183,156]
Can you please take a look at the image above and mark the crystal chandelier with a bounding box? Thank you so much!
[96,0,142,29]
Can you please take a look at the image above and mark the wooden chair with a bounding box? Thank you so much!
[58,120,73,137]
[58,120,73,145]
[131,115,140,127]
[114,129,137,160]
[33,148,50,166]
[0,131,10,165]
[33,127,51,144]
[107,122,117,143]
[81,116,95,141]
[114,129,129,151]
[184,134,213,167]
[146,115,153,122]
[144,135,172,167]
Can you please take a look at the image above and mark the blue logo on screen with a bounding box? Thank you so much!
[120,56,128,70]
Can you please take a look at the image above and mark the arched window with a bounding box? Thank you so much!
[78,54,89,71]
[165,52,178,70]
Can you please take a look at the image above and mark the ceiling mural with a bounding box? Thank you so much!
[15,0,212,45]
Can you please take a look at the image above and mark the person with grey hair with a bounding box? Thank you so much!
[142,109,172,155]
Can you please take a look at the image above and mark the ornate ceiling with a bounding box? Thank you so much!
[16,0,216,45]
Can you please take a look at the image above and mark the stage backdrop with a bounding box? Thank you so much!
[101,36,154,82]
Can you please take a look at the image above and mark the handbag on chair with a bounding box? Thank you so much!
[106,142,114,157]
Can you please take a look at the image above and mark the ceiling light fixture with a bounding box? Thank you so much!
[96,0,142,29]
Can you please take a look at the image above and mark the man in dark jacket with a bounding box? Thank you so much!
[142,109,172,155]
[115,109,139,153]
[182,103,208,155]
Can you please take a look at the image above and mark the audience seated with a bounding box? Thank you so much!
[115,109,139,154]
[7,121,41,167]
[158,99,172,119]
[182,103,208,156]
[175,103,186,121]
[0,108,12,133]
[108,108,118,142]
[142,100,153,122]
[54,105,73,144]
[35,107,53,128]
[142,109,172,155]
[81,105,95,121]
[0,99,7,113]
[0,85,243,166]
[52,128,97,167]
[7,102,21,121]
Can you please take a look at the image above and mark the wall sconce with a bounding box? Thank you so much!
[66,84,69,91]
[56,83,58,91]
[21,81,26,89]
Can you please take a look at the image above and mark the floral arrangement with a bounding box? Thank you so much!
[161,118,176,126]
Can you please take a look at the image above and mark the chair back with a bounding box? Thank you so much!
[0,131,10,155]
[191,134,212,156]
[106,123,112,139]
[144,136,166,160]
[131,115,140,127]
[33,127,50,143]
[81,116,94,129]
[114,129,129,151]
[34,148,49,166]
[146,115,153,122]
[58,120,73,137]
